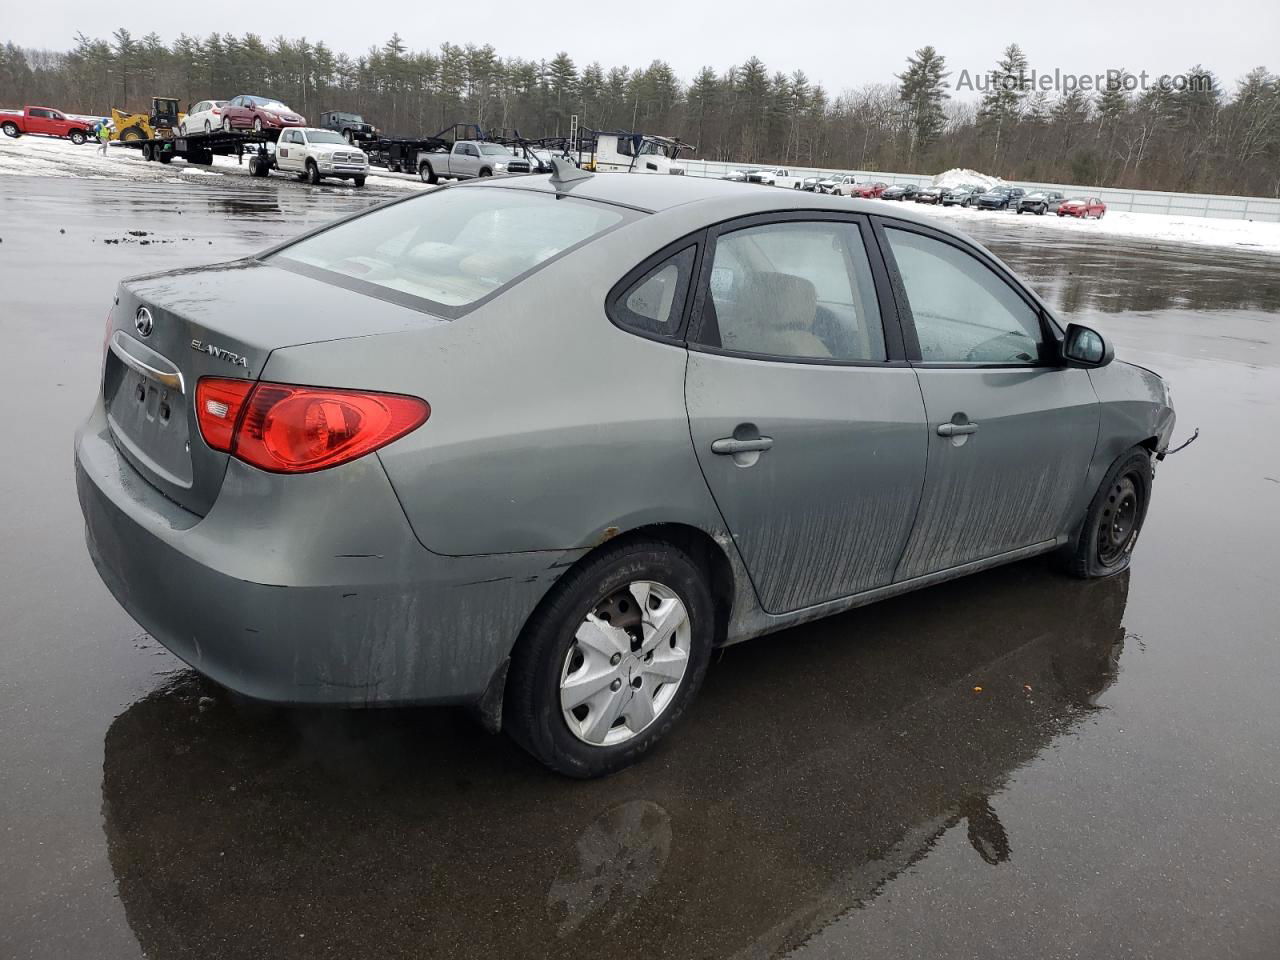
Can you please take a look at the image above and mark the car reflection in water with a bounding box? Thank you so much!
[102,561,1129,959]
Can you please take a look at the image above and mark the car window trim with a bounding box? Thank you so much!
[870,214,1065,368]
[685,210,909,367]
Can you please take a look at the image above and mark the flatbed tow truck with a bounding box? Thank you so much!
[117,126,282,177]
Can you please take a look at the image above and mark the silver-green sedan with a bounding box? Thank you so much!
[76,169,1175,777]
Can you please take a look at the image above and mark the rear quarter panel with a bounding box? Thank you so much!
[260,207,728,557]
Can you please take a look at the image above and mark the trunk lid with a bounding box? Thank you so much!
[104,258,432,515]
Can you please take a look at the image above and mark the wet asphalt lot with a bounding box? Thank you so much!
[2,175,1279,959]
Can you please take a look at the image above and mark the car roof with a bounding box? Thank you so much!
[476,173,947,227]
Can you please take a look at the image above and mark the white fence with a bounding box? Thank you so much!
[678,159,1280,223]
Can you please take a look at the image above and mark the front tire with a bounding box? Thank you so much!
[306,159,321,185]
[505,539,714,778]
[253,117,263,134]
[222,117,233,133]
[69,130,87,145]
[1067,447,1153,579]
[352,175,365,187]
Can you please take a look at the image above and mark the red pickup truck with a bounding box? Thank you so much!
[1,107,95,144]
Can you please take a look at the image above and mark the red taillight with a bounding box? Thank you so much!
[196,378,255,453]
[195,378,429,473]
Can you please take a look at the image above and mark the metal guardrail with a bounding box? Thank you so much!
[679,160,1280,223]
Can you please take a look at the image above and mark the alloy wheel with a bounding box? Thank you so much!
[559,581,691,746]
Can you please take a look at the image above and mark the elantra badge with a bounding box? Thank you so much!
[191,339,249,368]
[134,307,154,338]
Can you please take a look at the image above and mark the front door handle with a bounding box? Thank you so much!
[937,422,979,437]
[711,437,774,455]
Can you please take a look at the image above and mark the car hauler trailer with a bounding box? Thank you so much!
[117,127,279,176]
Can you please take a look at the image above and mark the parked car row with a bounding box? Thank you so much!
[720,167,1110,221]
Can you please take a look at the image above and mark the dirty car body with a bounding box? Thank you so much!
[75,174,1174,773]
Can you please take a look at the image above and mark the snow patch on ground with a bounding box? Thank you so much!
[932,168,1003,190]
[912,200,1280,254]
[4,135,1279,254]
[0,133,426,192]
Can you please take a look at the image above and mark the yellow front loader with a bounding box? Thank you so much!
[111,97,185,141]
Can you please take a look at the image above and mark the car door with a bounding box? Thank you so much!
[276,129,297,170]
[684,213,929,614]
[28,109,52,135]
[875,219,1099,581]
[452,143,476,177]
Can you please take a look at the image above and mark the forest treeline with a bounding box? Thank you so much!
[2,32,1279,197]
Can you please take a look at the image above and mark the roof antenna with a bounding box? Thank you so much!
[550,156,591,186]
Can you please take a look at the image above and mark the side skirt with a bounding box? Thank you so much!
[725,537,1065,645]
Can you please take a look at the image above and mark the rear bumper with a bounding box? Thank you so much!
[75,401,577,706]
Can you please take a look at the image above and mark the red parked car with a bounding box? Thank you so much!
[0,106,95,144]
[220,95,305,134]
[1058,197,1107,219]
[850,181,889,199]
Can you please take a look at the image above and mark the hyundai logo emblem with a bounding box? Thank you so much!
[135,306,154,338]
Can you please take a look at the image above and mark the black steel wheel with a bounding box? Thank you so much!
[1066,447,1153,579]
[1097,474,1140,567]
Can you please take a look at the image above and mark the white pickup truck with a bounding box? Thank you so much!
[416,140,532,183]
[745,167,805,189]
[275,127,369,186]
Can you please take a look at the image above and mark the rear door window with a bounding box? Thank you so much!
[271,188,634,317]
[695,220,886,362]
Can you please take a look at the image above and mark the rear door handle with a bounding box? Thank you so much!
[711,437,774,455]
[937,422,979,437]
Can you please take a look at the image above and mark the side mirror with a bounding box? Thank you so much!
[1062,323,1114,368]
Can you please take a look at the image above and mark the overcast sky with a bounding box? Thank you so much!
[8,1,1277,98]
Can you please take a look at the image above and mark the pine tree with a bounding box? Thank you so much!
[896,46,949,163]
[977,43,1029,167]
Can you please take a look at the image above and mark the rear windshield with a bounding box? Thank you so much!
[270,186,632,316]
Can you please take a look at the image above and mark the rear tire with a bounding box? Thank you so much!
[204,120,212,134]
[1066,447,1153,579]
[419,161,437,184]
[253,117,263,134]
[2,121,20,138]
[505,539,715,778]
